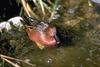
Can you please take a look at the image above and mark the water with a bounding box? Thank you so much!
[0,0,100,67]
[19,1,100,66]
[18,17,100,67]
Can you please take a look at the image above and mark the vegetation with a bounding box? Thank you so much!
[0,0,100,67]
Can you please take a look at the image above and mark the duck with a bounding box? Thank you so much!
[26,25,59,49]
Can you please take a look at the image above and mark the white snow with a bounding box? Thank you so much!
[8,16,23,27]
[0,21,11,31]
[0,16,24,32]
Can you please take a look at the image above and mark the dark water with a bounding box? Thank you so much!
[19,17,100,67]
[0,0,20,21]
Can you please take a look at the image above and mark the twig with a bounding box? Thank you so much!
[21,0,38,19]
[21,0,31,17]
[1,57,20,67]
[26,3,38,19]
[32,0,43,17]
[38,0,46,15]
[0,54,36,67]
[47,0,53,5]
[49,0,59,22]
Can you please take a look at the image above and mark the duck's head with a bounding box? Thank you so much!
[26,25,60,49]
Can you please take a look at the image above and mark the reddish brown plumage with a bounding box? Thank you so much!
[26,26,57,46]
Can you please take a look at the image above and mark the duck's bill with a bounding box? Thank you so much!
[54,34,60,44]
[35,42,45,50]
